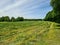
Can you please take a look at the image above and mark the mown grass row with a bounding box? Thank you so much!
[0,21,60,45]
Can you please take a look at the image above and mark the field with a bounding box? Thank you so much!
[0,21,60,45]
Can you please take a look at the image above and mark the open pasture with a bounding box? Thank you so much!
[0,21,60,45]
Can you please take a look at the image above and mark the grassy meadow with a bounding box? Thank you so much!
[0,21,60,45]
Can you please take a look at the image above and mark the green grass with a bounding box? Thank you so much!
[0,21,60,45]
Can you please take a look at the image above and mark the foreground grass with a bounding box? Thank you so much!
[0,21,60,45]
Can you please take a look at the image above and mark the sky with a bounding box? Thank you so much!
[0,0,52,19]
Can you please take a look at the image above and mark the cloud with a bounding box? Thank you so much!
[0,0,28,12]
[0,0,52,19]
[0,0,49,12]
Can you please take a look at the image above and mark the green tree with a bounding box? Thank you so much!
[50,0,60,23]
[51,0,60,12]
[0,17,2,22]
[20,17,24,21]
[4,16,10,22]
[1,16,5,22]
[45,0,60,23]
[16,17,24,21]
[0,16,10,22]
[11,17,16,22]
[44,10,55,21]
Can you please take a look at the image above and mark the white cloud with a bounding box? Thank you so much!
[0,0,47,12]
[0,0,29,12]
[0,0,52,19]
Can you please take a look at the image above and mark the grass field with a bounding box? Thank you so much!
[0,21,60,45]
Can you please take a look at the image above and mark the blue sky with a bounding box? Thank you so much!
[0,0,52,19]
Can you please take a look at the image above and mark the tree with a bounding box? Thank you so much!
[0,17,2,22]
[44,10,56,21]
[11,17,16,22]
[4,16,10,22]
[1,16,5,22]
[51,0,60,12]
[45,11,52,21]
[50,0,60,23]
[0,16,24,22]
[0,16,10,22]
[45,0,60,23]
[16,17,24,21]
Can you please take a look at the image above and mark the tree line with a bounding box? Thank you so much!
[0,16,42,22]
[0,16,24,22]
[24,19,42,21]
[44,0,60,23]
